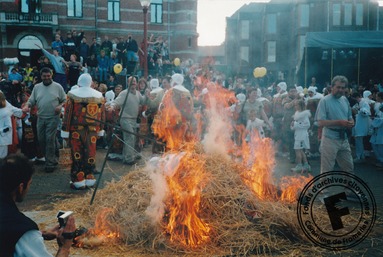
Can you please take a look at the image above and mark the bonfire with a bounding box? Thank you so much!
[55,83,325,256]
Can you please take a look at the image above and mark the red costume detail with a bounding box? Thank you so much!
[62,93,105,182]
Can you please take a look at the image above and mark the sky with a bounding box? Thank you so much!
[197,0,269,46]
[197,0,383,46]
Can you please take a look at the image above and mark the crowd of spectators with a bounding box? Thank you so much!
[1,28,383,176]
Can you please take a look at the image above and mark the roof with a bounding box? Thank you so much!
[229,2,266,19]
[305,31,383,48]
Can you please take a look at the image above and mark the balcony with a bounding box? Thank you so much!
[0,12,58,25]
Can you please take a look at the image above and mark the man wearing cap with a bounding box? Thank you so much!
[307,86,323,101]
[146,78,165,112]
[282,85,299,163]
[306,86,323,157]
[271,82,288,154]
[142,78,165,152]
[152,73,194,150]
[61,73,105,189]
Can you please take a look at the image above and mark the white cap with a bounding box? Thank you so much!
[277,82,287,92]
[201,88,209,95]
[70,85,79,91]
[308,86,317,93]
[77,73,92,88]
[150,78,159,89]
[257,88,262,97]
[363,90,372,99]
[171,73,184,87]
[105,90,115,103]
[236,93,246,104]
[296,86,304,94]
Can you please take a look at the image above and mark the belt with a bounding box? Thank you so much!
[327,127,348,140]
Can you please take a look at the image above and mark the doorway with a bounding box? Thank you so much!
[18,35,43,68]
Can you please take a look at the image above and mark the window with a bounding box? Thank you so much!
[108,0,120,21]
[299,4,309,27]
[188,37,192,48]
[356,4,363,26]
[21,0,41,13]
[240,46,249,64]
[332,3,341,26]
[344,3,352,26]
[298,35,306,61]
[150,0,163,24]
[266,14,276,34]
[67,0,82,17]
[241,20,250,40]
[267,41,276,62]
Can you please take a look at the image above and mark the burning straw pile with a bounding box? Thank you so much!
[55,145,322,256]
[50,80,383,256]
[54,84,330,256]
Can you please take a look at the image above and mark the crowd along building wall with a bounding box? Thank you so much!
[0,0,198,71]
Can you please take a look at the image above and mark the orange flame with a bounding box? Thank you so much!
[240,133,278,200]
[164,149,211,247]
[279,175,313,203]
[148,79,314,248]
[77,78,313,249]
[151,79,315,247]
[152,87,194,150]
[75,208,120,248]
[240,132,313,203]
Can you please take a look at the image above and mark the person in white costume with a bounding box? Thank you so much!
[290,99,311,172]
[61,73,105,189]
[370,92,383,168]
[353,90,373,163]
[0,91,24,158]
[152,73,194,150]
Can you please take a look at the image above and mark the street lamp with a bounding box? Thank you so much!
[139,0,150,79]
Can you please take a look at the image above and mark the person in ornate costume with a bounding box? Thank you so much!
[61,73,105,189]
[152,73,194,150]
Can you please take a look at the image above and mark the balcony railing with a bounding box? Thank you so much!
[0,12,58,25]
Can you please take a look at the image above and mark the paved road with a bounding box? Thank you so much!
[18,147,383,256]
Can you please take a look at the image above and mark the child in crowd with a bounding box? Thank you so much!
[98,83,108,96]
[290,99,311,172]
[245,109,266,142]
[20,92,38,161]
[0,91,24,158]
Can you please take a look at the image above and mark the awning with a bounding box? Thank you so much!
[305,31,383,48]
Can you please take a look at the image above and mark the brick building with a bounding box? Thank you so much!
[225,0,383,87]
[0,0,198,70]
